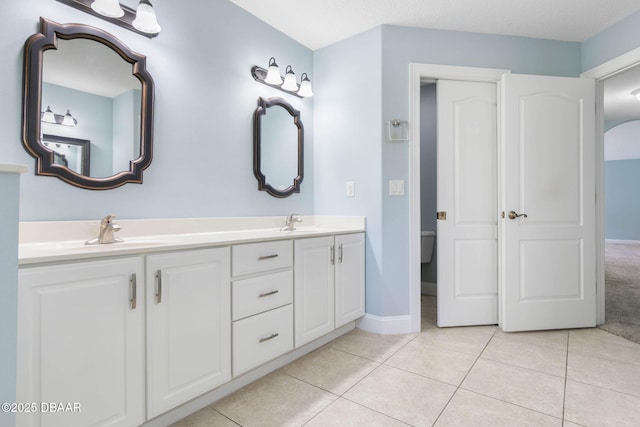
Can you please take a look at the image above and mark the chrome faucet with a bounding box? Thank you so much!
[85,215,123,245]
[280,213,303,231]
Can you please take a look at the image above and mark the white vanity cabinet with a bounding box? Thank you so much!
[231,240,294,375]
[294,233,365,347]
[145,247,231,418]
[17,257,145,427]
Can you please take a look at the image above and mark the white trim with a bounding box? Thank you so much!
[356,313,413,335]
[605,239,640,245]
[408,64,509,334]
[582,48,640,326]
[581,46,640,80]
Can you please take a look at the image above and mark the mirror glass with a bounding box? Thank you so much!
[253,97,304,198]
[42,134,90,175]
[22,19,154,190]
[42,38,140,178]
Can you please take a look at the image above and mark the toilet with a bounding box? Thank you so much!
[420,231,435,263]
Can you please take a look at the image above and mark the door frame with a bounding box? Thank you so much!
[581,46,640,325]
[408,64,509,332]
[409,48,640,332]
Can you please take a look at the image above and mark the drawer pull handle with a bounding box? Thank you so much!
[259,333,279,343]
[259,290,279,298]
[155,270,162,304]
[130,274,137,310]
[258,254,279,260]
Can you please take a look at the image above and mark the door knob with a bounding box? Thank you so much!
[508,211,527,220]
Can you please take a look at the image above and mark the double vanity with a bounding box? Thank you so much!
[16,216,365,427]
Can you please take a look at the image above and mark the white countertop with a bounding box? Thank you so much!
[19,216,365,266]
[0,164,28,174]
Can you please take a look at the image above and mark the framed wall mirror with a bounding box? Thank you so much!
[253,97,304,198]
[22,18,154,190]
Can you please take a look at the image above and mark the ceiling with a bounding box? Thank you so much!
[229,0,640,50]
[230,0,640,121]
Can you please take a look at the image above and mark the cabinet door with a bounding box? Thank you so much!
[335,233,365,327]
[146,247,231,418]
[294,237,335,347]
[17,257,144,427]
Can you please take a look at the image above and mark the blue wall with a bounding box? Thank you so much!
[0,0,314,220]
[0,171,22,427]
[582,10,640,72]
[605,159,640,240]
[313,27,383,314]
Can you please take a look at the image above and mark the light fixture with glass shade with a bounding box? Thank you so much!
[62,110,77,127]
[264,57,283,85]
[297,73,313,97]
[251,57,314,98]
[90,0,124,18]
[281,66,298,91]
[132,0,161,34]
[55,0,161,37]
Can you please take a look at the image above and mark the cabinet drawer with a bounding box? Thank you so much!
[232,270,293,321]
[233,304,293,376]
[232,240,292,276]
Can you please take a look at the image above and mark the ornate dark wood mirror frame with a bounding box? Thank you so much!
[22,18,154,190]
[253,97,304,198]
[42,134,91,176]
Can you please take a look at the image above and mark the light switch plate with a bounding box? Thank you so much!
[389,180,405,196]
[346,181,355,197]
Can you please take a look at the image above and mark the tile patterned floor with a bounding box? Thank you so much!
[172,296,640,426]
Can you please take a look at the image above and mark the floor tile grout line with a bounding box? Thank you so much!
[561,329,570,424]
[337,395,415,426]
[430,325,498,425]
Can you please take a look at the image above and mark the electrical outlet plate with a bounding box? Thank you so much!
[346,181,355,197]
[389,180,405,196]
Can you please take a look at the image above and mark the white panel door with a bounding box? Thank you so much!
[146,247,231,418]
[437,80,499,327]
[500,73,596,331]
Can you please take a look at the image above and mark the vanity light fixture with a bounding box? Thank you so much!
[55,0,161,38]
[251,57,314,98]
[41,106,78,127]
[632,88,640,101]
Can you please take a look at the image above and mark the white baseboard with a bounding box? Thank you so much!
[356,313,413,335]
[421,281,437,295]
[605,239,640,245]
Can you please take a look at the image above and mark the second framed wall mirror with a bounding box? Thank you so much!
[253,97,304,198]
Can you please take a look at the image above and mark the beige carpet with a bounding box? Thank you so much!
[599,242,640,344]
